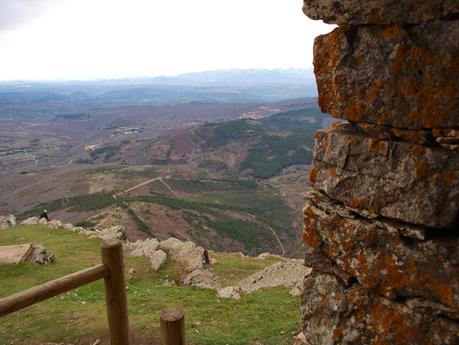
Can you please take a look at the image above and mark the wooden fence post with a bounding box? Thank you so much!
[101,240,129,345]
[160,307,185,345]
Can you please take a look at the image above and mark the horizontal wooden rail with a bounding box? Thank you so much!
[0,263,109,317]
[0,240,129,344]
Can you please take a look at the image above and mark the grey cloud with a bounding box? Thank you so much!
[0,0,56,30]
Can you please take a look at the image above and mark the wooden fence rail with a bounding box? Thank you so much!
[0,239,130,345]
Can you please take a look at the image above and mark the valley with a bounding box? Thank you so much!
[0,71,332,257]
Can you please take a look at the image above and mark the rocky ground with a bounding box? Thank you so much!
[1,213,311,302]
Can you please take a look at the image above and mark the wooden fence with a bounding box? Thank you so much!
[0,239,130,345]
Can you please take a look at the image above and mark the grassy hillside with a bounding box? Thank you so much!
[15,108,326,256]
[80,107,327,179]
[18,177,298,256]
[0,225,300,345]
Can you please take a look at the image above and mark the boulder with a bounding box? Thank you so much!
[160,238,204,274]
[257,252,284,260]
[292,332,306,345]
[303,190,459,310]
[149,250,167,271]
[310,124,459,228]
[301,272,459,345]
[182,269,220,290]
[99,225,127,241]
[47,220,63,229]
[127,238,159,257]
[162,279,175,286]
[62,223,77,231]
[314,22,459,129]
[21,217,39,225]
[27,245,55,265]
[288,286,302,297]
[217,286,241,300]
[125,239,166,270]
[0,244,34,264]
[0,214,16,230]
[158,237,183,254]
[238,261,312,294]
[0,244,54,265]
[302,0,459,25]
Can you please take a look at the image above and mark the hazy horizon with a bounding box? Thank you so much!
[0,67,315,83]
[0,0,333,81]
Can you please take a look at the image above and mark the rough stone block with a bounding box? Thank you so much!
[0,214,16,230]
[309,124,459,228]
[303,0,459,25]
[314,21,459,129]
[303,191,459,310]
[301,272,459,345]
[0,244,33,264]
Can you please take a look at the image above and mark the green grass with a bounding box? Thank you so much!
[0,225,300,345]
[240,134,313,179]
[127,208,151,235]
[209,252,281,286]
[198,109,323,179]
[127,195,276,253]
[18,193,119,220]
[196,186,295,236]
[18,176,294,254]
[89,145,120,162]
[165,178,256,194]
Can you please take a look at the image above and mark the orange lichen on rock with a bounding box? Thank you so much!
[302,5,459,345]
[313,21,459,129]
[440,170,456,184]
[329,167,337,177]
[369,299,420,343]
[369,139,388,156]
[348,198,367,209]
[302,206,322,248]
[381,25,402,39]
[309,166,317,184]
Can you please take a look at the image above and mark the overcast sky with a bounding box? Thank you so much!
[0,0,333,81]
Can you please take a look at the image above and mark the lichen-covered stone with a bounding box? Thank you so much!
[310,124,459,228]
[303,0,459,25]
[301,272,459,345]
[0,214,16,230]
[182,269,220,290]
[314,21,459,129]
[353,122,434,145]
[238,260,311,294]
[303,190,459,311]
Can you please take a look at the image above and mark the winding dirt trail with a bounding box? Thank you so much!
[157,178,180,197]
[113,168,172,198]
[264,224,286,256]
[113,170,286,256]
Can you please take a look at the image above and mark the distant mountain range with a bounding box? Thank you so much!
[144,69,316,86]
[0,68,316,86]
[0,69,318,119]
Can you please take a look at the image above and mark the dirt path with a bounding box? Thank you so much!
[290,242,304,259]
[167,177,228,184]
[249,216,286,256]
[264,223,286,256]
[158,178,180,198]
[114,168,170,198]
[113,171,286,256]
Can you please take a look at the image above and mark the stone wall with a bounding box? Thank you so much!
[301,1,459,344]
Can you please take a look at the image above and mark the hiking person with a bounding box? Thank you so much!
[39,209,50,222]
[203,249,210,264]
